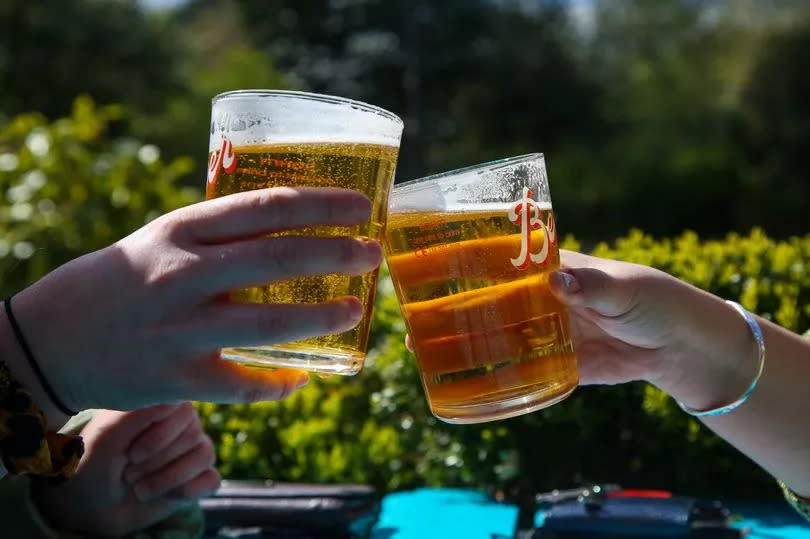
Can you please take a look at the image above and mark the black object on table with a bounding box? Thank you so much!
[528,484,743,538]
[201,480,381,539]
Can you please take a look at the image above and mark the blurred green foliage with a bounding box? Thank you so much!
[198,230,810,499]
[3,0,810,500]
[2,103,804,499]
[0,0,181,119]
[228,0,602,182]
[215,0,810,239]
[0,97,199,297]
[5,0,810,238]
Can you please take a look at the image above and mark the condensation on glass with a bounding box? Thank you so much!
[384,155,578,423]
[207,90,403,375]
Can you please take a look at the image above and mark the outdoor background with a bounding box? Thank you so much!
[1,0,809,501]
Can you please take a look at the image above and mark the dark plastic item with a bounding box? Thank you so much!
[201,480,380,539]
[532,486,742,538]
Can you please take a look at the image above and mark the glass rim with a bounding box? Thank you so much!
[393,153,545,193]
[212,89,404,126]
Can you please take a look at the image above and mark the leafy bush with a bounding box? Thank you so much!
[2,101,806,500]
[200,230,810,499]
[0,97,200,297]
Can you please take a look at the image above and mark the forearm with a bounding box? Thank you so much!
[656,284,810,496]
[701,319,810,496]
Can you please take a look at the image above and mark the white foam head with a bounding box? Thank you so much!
[209,90,403,151]
[390,154,553,213]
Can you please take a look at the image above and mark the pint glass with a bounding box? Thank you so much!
[207,90,403,374]
[384,154,578,423]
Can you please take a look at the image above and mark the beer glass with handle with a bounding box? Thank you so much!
[384,154,578,423]
[207,90,403,375]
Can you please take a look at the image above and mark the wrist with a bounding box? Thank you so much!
[1,292,74,427]
[652,284,761,412]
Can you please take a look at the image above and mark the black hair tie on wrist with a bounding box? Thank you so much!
[3,296,77,416]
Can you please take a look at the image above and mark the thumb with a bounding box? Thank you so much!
[549,268,635,318]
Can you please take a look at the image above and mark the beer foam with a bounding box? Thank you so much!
[389,154,554,212]
[210,91,403,151]
[391,201,553,213]
[443,202,552,212]
[390,155,554,212]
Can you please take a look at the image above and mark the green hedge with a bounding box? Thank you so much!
[0,97,199,295]
[199,231,810,499]
[2,104,807,499]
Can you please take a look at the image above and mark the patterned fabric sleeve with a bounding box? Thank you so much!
[0,409,205,538]
[0,361,83,479]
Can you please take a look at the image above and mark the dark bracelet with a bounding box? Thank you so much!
[3,296,77,416]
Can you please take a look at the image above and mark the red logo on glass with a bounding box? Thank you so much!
[207,137,237,185]
[508,187,557,270]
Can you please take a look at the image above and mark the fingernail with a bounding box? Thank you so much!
[345,298,363,322]
[361,239,382,264]
[556,271,580,294]
[347,239,381,275]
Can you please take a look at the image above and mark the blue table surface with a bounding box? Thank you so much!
[373,488,810,539]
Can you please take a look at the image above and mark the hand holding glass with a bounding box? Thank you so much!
[206,90,403,374]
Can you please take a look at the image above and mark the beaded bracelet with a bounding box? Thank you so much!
[676,300,765,417]
[0,360,83,479]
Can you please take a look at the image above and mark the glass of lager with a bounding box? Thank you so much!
[384,154,578,423]
[207,90,403,374]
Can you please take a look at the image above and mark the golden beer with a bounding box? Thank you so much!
[384,155,577,423]
[206,140,399,374]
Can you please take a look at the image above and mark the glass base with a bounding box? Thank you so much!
[221,345,364,375]
[429,380,578,424]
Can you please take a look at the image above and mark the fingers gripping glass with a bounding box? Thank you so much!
[206,90,403,375]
